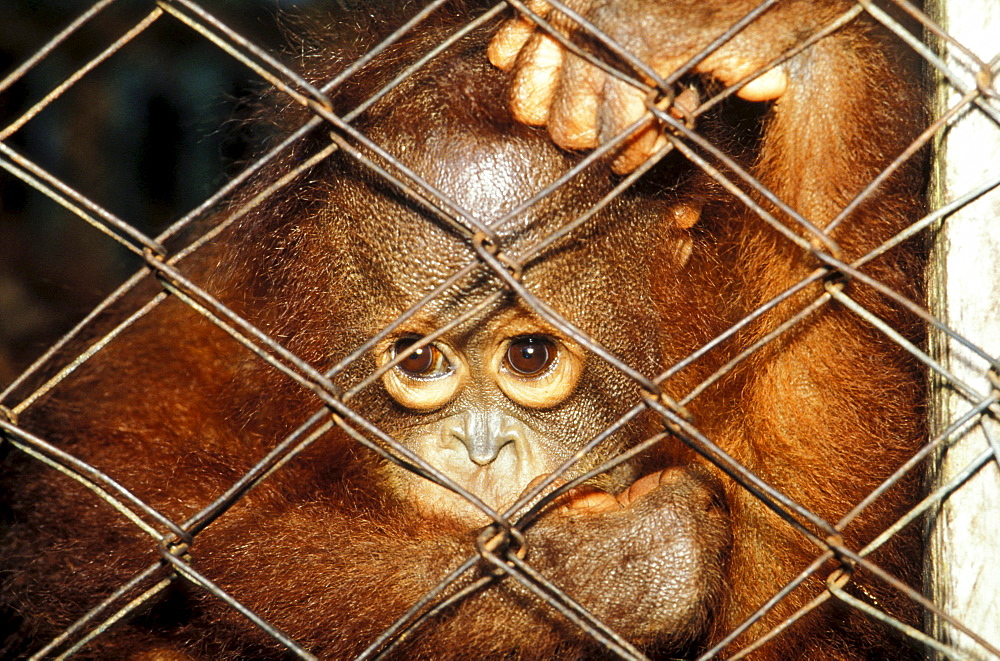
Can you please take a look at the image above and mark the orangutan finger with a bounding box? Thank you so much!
[509,32,565,126]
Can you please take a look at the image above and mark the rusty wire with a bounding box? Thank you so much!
[0,0,998,659]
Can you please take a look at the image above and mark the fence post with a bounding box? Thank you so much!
[925,0,1000,657]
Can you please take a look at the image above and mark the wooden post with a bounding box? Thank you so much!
[925,0,1000,657]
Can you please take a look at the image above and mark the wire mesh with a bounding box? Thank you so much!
[0,0,998,659]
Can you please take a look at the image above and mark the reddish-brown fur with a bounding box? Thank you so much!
[1,2,925,659]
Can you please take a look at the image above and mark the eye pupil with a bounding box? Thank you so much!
[401,346,432,374]
[507,337,554,375]
[394,338,437,376]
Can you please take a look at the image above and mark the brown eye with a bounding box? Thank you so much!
[506,336,556,376]
[393,338,450,378]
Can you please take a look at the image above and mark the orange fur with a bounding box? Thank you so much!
[1,3,925,659]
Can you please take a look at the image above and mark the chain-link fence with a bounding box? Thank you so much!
[1,0,998,659]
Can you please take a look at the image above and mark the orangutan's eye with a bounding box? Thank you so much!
[505,336,557,377]
[393,337,452,379]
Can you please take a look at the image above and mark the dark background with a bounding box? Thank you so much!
[0,0,385,383]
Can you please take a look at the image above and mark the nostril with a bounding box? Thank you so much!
[468,447,496,466]
[466,436,512,466]
[441,413,468,445]
[446,411,524,466]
